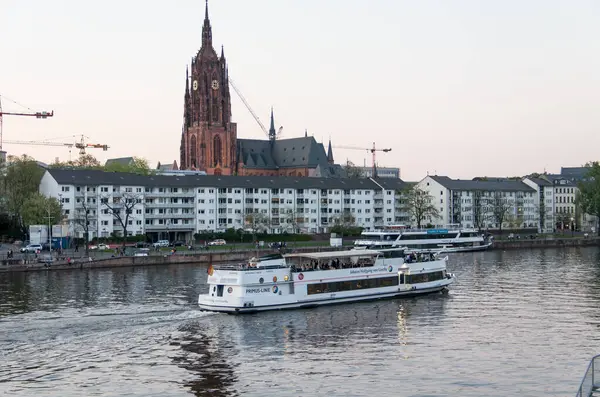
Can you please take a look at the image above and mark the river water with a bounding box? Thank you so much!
[1,248,600,396]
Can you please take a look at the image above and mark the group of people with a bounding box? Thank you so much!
[291,257,374,272]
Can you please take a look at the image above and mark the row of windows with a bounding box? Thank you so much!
[403,271,445,284]
[307,276,399,295]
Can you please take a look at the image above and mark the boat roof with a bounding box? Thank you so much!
[285,249,382,259]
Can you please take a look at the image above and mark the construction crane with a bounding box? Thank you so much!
[0,95,54,150]
[3,135,109,159]
[333,142,392,173]
[229,77,283,139]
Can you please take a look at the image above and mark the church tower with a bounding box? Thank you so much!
[180,0,237,175]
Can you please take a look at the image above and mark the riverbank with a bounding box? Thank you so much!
[2,236,599,273]
[492,236,600,250]
[0,246,344,273]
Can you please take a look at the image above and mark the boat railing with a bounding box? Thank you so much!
[575,354,600,397]
[213,263,289,271]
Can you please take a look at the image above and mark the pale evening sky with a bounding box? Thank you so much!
[1,0,599,181]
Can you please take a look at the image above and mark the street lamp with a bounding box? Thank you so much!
[571,217,575,237]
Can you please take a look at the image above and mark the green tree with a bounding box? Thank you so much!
[403,186,440,228]
[104,157,152,175]
[50,153,102,169]
[0,155,46,233]
[20,193,62,229]
[344,160,364,178]
[577,162,600,235]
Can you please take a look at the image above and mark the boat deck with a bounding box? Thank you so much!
[575,354,600,397]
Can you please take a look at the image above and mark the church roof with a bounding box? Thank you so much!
[237,136,333,170]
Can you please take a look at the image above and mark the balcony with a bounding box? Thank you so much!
[145,202,195,208]
[145,223,195,231]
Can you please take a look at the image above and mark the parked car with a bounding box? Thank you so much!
[169,240,185,247]
[152,240,170,248]
[136,242,150,248]
[89,243,110,250]
[20,244,43,253]
[208,239,226,246]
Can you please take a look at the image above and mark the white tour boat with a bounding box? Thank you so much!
[354,225,492,253]
[198,248,455,314]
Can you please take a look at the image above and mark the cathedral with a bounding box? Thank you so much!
[179,1,344,178]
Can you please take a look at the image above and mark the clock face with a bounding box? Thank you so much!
[192,80,198,91]
[212,80,219,90]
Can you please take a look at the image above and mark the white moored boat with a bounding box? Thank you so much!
[354,224,493,253]
[198,248,455,314]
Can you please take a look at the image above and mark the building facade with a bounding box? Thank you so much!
[417,176,538,230]
[40,169,408,242]
[178,3,345,177]
[525,167,597,232]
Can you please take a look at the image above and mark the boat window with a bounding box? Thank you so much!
[289,256,375,272]
[382,250,404,259]
[216,285,224,297]
[399,233,460,241]
[406,271,444,284]
[306,276,399,295]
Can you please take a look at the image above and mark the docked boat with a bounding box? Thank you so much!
[198,248,455,314]
[353,225,492,253]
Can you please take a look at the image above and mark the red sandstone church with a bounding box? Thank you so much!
[178,2,344,178]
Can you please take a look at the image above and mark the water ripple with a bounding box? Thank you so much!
[1,248,600,396]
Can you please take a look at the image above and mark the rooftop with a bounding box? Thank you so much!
[429,175,535,192]
[46,168,406,191]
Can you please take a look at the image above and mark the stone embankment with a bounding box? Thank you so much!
[492,236,600,250]
[0,246,343,273]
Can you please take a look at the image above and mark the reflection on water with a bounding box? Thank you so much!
[1,248,600,396]
[171,321,239,397]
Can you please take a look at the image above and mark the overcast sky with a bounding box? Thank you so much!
[1,0,599,180]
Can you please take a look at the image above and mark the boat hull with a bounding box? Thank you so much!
[198,279,453,314]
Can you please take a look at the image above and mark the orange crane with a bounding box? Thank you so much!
[333,142,392,172]
[0,95,54,150]
[3,135,109,158]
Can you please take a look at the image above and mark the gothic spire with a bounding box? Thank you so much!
[327,138,334,163]
[305,129,308,137]
[185,65,190,97]
[202,0,212,47]
[220,45,225,60]
[268,107,276,140]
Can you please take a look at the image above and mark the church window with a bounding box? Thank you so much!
[212,104,219,122]
[213,136,222,167]
[190,135,197,168]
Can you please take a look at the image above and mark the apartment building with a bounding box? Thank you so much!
[39,169,408,241]
[525,167,597,232]
[417,176,538,230]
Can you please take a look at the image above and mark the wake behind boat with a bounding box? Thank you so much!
[198,248,455,314]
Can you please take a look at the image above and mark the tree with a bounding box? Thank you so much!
[578,162,600,236]
[403,186,439,228]
[244,212,270,240]
[0,155,45,233]
[472,191,487,231]
[534,201,552,232]
[20,193,62,230]
[104,157,152,175]
[555,211,572,234]
[490,192,513,234]
[50,154,102,169]
[281,208,303,234]
[344,160,364,179]
[71,199,94,255]
[100,192,141,247]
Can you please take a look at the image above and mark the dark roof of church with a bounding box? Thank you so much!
[237,136,332,170]
[105,157,134,166]
[45,168,393,190]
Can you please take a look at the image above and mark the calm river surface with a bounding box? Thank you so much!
[2,248,600,396]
